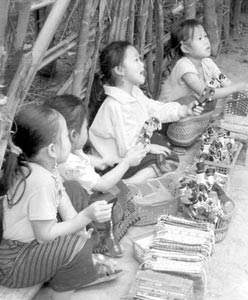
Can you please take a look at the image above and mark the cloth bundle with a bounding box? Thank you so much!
[141,215,215,296]
[123,270,194,300]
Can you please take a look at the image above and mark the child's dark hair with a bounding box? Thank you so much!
[171,19,208,57]
[0,102,61,242]
[89,40,132,126]
[44,94,88,134]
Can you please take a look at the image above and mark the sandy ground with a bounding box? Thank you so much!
[33,33,248,300]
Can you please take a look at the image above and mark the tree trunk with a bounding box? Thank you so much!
[146,3,154,95]
[153,0,164,99]
[0,0,10,98]
[203,0,219,57]
[184,0,196,19]
[223,0,231,44]
[232,0,242,37]
[72,0,93,97]
[216,0,224,43]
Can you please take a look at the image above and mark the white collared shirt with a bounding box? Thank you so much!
[89,85,182,164]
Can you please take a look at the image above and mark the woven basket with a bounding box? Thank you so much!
[181,198,235,243]
[224,92,248,116]
[128,174,180,226]
[167,111,214,147]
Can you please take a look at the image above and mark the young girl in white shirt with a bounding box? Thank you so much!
[45,94,147,257]
[89,40,203,181]
[0,103,121,300]
[158,19,248,106]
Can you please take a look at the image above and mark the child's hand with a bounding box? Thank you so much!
[187,101,205,116]
[146,143,171,155]
[124,143,147,167]
[85,200,113,223]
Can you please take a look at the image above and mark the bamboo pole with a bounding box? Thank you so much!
[153,0,164,99]
[85,0,106,106]
[126,0,135,43]
[216,0,224,45]
[203,0,219,56]
[223,0,230,45]
[31,0,56,11]
[115,0,125,40]
[118,0,130,40]
[72,0,94,97]
[136,0,149,56]
[39,39,77,70]
[0,0,10,100]
[144,33,170,55]
[0,0,72,169]
[14,0,31,51]
[184,0,196,19]
[232,0,242,37]
[146,1,154,95]
[108,0,120,43]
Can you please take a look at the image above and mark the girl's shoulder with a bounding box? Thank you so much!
[173,56,196,70]
[28,163,55,186]
[202,57,218,67]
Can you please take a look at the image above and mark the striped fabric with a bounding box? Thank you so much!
[0,234,86,288]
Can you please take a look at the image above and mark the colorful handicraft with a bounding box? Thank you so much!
[198,126,237,164]
[137,117,162,145]
[179,162,227,223]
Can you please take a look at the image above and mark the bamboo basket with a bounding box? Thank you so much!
[127,174,180,226]
[167,111,214,147]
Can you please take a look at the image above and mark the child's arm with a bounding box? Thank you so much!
[31,200,113,242]
[183,72,248,99]
[87,153,109,170]
[92,143,146,192]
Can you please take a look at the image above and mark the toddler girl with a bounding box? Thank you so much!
[89,40,203,181]
[158,19,248,106]
[0,103,121,300]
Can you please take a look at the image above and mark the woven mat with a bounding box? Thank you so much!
[0,284,41,300]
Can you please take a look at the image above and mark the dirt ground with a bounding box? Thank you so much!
[32,24,248,300]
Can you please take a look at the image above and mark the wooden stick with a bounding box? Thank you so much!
[153,0,164,99]
[72,0,94,97]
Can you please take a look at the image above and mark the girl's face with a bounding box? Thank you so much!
[184,25,211,59]
[72,119,88,151]
[121,46,145,86]
[55,115,71,163]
